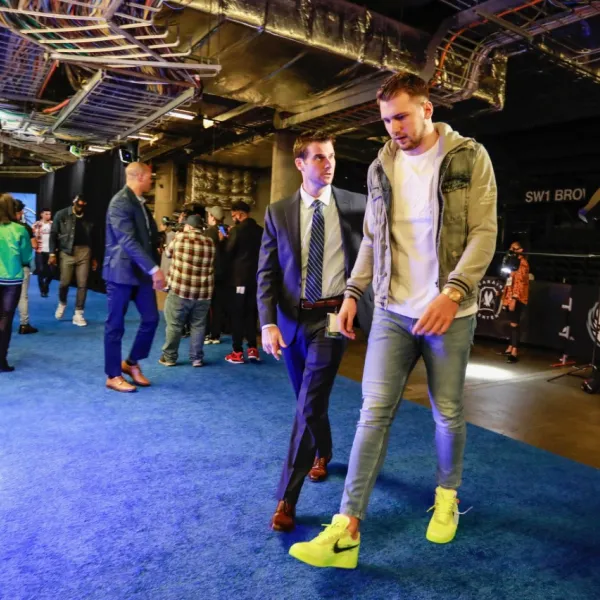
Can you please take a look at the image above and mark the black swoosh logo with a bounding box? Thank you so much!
[333,541,359,554]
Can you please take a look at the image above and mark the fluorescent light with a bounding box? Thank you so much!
[202,118,214,129]
[87,145,110,153]
[167,110,195,120]
[128,133,155,141]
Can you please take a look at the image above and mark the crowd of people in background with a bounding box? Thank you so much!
[0,166,266,381]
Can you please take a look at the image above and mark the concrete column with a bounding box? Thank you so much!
[270,131,301,203]
[153,161,178,225]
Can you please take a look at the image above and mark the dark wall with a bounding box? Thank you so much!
[0,177,40,195]
[36,150,126,291]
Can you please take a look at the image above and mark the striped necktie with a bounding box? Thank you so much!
[305,199,324,303]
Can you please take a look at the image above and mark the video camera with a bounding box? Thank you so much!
[500,250,521,276]
[161,215,183,232]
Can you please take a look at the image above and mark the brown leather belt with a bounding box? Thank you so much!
[300,296,344,310]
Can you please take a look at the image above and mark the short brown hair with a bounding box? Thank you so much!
[0,193,16,225]
[376,72,429,104]
[293,131,335,160]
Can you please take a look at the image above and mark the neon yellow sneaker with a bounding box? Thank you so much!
[289,514,360,569]
[426,486,463,544]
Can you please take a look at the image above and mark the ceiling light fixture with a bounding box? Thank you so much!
[128,133,155,141]
[167,110,195,120]
[87,145,111,153]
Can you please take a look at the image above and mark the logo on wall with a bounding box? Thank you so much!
[477,278,505,321]
[586,302,600,346]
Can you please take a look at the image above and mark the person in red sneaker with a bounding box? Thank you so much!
[257,131,371,531]
[225,201,263,364]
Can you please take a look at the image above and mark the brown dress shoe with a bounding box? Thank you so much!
[122,360,151,387]
[308,455,331,482]
[106,376,137,393]
[271,500,296,532]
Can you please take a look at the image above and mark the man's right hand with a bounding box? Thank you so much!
[338,297,357,340]
[262,325,287,360]
[48,254,57,266]
[152,268,166,291]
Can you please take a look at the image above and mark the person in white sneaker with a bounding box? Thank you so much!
[289,72,497,568]
[49,195,98,326]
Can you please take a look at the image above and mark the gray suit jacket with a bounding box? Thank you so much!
[257,186,373,344]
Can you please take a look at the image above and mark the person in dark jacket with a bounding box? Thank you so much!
[224,200,263,364]
[102,162,166,393]
[49,195,97,326]
[203,205,229,344]
[256,131,371,532]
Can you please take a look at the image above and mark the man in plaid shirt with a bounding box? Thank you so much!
[159,215,215,367]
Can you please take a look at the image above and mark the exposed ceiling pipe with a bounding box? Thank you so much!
[172,0,511,108]
[170,0,427,75]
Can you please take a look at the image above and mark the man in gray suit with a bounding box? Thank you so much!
[257,131,371,532]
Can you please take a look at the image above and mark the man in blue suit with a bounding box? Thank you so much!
[103,162,166,393]
[257,131,371,531]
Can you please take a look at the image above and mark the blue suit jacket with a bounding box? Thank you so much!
[257,186,373,344]
[102,185,160,286]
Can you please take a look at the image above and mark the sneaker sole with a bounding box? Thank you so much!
[225,359,244,364]
[426,529,457,544]
[72,322,87,327]
[158,361,176,367]
[288,546,358,569]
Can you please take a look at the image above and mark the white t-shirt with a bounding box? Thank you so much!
[387,140,442,318]
[387,140,477,319]
[40,222,52,253]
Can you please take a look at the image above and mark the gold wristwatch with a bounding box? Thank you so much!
[441,287,463,304]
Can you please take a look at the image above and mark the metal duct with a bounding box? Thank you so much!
[171,0,428,74]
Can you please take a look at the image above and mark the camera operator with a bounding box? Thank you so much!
[501,242,529,363]
[160,210,189,276]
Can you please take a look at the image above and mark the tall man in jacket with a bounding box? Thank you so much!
[257,131,370,532]
[49,195,98,326]
[224,201,263,364]
[290,73,497,569]
[103,162,166,393]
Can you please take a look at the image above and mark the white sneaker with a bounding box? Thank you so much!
[72,310,87,327]
[55,303,66,319]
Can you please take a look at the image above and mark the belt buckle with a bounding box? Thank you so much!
[301,300,312,310]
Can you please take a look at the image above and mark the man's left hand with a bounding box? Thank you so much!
[91,259,98,271]
[412,293,459,336]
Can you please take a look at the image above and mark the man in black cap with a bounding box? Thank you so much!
[159,215,215,367]
[225,201,263,364]
[49,195,97,326]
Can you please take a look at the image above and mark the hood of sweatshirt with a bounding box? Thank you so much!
[377,122,472,187]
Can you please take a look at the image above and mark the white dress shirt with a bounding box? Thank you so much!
[299,184,346,300]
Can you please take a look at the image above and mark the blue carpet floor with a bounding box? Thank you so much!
[1,290,598,600]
